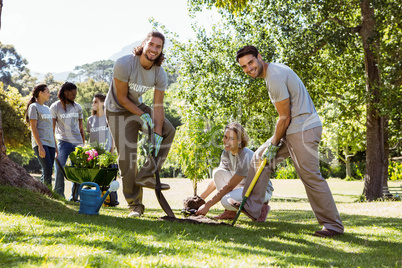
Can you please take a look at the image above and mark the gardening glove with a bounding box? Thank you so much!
[154,133,163,157]
[261,142,281,162]
[140,113,154,133]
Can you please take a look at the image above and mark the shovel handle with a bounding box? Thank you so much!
[232,158,267,226]
[244,158,267,198]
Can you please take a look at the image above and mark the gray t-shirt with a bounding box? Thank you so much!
[105,54,168,112]
[86,115,112,151]
[28,103,55,149]
[265,63,322,135]
[219,147,254,187]
[50,100,83,145]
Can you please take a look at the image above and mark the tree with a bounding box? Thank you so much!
[0,83,31,155]
[67,60,115,83]
[169,105,222,194]
[0,43,29,87]
[186,0,401,201]
[0,8,53,197]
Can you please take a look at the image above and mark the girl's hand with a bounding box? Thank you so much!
[39,145,46,158]
[195,204,209,216]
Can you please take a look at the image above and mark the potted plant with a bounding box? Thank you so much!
[64,143,118,186]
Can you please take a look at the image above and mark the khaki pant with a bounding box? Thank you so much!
[243,126,344,233]
[213,168,273,211]
[106,104,175,213]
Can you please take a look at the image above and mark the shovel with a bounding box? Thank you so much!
[147,124,175,218]
[232,158,267,226]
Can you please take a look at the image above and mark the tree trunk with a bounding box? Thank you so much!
[0,105,5,158]
[0,0,3,29]
[382,117,390,197]
[360,0,384,201]
[345,146,352,178]
[193,180,198,196]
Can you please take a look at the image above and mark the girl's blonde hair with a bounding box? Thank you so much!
[224,122,249,149]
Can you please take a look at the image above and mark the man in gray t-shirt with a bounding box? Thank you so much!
[234,46,343,237]
[105,31,175,217]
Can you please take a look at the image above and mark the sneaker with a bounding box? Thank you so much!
[256,203,271,222]
[213,210,237,220]
[128,207,143,217]
[227,198,257,221]
[313,228,342,238]
[135,177,170,190]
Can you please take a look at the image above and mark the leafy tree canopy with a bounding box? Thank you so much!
[0,82,31,156]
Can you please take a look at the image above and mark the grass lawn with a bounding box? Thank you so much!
[1,177,401,267]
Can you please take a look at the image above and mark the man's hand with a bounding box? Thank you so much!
[140,113,154,132]
[154,133,163,157]
[261,143,281,162]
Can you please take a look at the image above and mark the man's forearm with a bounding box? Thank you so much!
[271,117,290,145]
[153,106,164,135]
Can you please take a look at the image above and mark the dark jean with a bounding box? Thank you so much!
[54,140,77,198]
[33,145,56,186]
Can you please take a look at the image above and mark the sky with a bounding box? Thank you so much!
[1,0,219,74]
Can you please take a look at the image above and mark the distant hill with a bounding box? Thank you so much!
[109,41,141,61]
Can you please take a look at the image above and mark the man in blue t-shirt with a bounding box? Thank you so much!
[231,45,344,238]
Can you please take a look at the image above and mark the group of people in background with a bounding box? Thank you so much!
[25,82,112,200]
[25,31,344,238]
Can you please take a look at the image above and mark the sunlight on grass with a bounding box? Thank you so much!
[1,180,401,267]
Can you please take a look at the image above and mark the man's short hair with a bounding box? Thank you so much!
[236,46,259,62]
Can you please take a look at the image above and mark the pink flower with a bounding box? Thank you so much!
[85,150,94,162]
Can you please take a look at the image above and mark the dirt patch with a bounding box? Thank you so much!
[183,195,205,210]
[160,215,231,226]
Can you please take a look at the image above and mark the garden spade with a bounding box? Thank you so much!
[232,158,267,226]
[147,124,175,218]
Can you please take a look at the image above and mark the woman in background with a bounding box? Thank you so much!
[25,84,58,186]
[86,93,114,152]
[87,93,118,206]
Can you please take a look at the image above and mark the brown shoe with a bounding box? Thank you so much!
[313,228,342,238]
[213,210,237,220]
[128,207,143,217]
[135,177,170,190]
[256,203,271,222]
[227,198,257,221]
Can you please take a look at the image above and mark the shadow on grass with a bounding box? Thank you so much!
[1,185,401,267]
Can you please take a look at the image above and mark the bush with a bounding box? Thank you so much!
[320,160,330,179]
[351,161,365,180]
[388,161,402,181]
[7,152,41,173]
[273,159,298,179]
[325,160,346,179]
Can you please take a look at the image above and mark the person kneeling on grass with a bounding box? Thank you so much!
[196,122,273,221]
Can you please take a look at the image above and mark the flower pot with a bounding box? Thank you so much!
[64,166,118,186]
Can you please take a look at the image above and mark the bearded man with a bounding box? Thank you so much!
[105,31,175,217]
